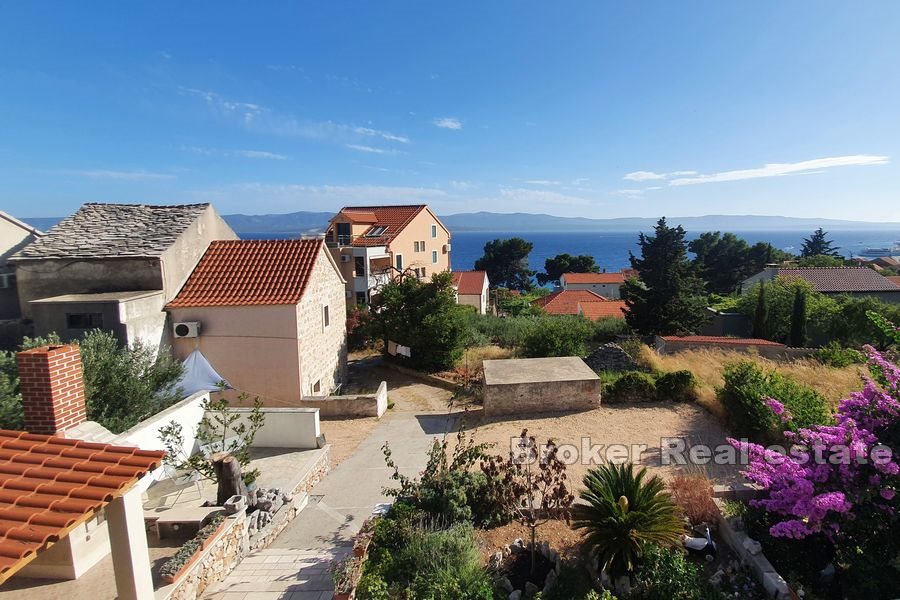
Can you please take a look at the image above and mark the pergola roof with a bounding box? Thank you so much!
[0,429,165,583]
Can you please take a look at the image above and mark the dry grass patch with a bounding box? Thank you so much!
[642,347,864,416]
[459,345,516,370]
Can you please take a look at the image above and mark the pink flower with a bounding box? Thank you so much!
[880,488,896,501]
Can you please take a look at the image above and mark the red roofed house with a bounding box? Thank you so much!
[452,270,489,314]
[166,238,347,403]
[577,300,628,320]
[532,289,609,316]
[742,266,900,303]
[325,205,451,306]
[560,271,629,299]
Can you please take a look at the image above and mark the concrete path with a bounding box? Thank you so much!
[206,370,458,600]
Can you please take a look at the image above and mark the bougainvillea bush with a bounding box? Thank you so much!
[729,345,900,598]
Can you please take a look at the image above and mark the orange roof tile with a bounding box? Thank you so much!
[532,290,609,315]
[660,335,785,347]
[578,300,627,320]
[451,271,488,295]
[332,205,428,247]
[0,429,164,583]
[887,275,900,287]
[167,239,326,308]
[563,272,627,284]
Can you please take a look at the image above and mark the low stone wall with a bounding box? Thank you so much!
[713,498,793,599]
[656,339,816,361]
[295,381,388,418]
[157,511,250,600]
[483,379,600,417]
[380,360,462,391]
[584,343,644,372]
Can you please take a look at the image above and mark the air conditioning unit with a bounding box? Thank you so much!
[443,243,451,253]
[173,321,201,338]
[340,255,352,263]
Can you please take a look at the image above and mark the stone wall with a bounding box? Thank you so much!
[483,379,600,417]
[294,381,388,418]
[295,245,348,396]
[657,338,816,361]
[583,343,643,372]
[161,511,250,600]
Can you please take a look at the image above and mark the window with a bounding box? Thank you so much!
[432,250,438,264]
[365,225,388,237]
[0,273,15,289]
[420,240,425,251]
[323,305,330,328]
[431,224,437,238]
[396,254,403,271]
[67,312,103,329]
[420,267,427,278]
[356,291,367,305]
[413,241,421,252]
[354,256,365,277]
[313,380,321,394]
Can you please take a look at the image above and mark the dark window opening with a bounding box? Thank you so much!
[67,312,104,329]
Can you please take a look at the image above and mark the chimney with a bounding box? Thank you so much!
[16,344,87,435]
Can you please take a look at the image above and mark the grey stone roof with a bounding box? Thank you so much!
[11,203,210,260]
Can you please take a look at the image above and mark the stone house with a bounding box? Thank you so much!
[452,270,489,314]
[166,238,348,402]
[324,204,451,307]
[0,210,42,320]
[9,203,236,348]
[560,272,628,299]
[741,265,900,303]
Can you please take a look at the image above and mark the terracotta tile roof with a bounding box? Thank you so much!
[775,267,899,293]
[533,290,609,315]
[167,238,326,308]
[11,203,210,260]
[452,271,487,295]
[578,300,627,320]
[660,335,785,347]
[0,429,164,583]
[887,275,900,287]
[333,205,427,247]
[562,272,627,284]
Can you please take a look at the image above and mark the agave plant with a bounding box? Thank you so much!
[573,462,684,581]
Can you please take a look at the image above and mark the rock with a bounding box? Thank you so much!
[709,569,725,587]
[489,552,504,570]
[742,537,762,555]
[223,494,246,515]
[543,569,558,594]
[524,582,539,599]
[762,572,790,598]
[508,591,522,600]
[503,544,512,557]
[512,538,525,550]
[584,343,644,373]
[497,577,514,593]
[271,496,284,513]
[256,498,274,512]
[281,492,293,503]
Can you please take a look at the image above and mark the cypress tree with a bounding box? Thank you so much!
[789,287,808,347]
[752,282,768,339]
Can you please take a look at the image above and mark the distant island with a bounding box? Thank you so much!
[23,211,900,236]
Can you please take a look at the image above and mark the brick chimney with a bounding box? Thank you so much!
[16,344,87,435]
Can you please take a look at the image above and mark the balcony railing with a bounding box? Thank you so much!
[325,232,390,247]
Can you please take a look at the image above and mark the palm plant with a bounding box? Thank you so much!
[573,462,684,581]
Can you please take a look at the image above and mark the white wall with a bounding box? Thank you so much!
[225,407,321,449]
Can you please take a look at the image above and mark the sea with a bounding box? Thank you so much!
[241,230,900,273]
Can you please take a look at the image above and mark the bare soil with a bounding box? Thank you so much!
[475,519,584,564]
[320,416,380,468]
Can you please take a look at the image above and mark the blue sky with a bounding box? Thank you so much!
[1,2,899,221]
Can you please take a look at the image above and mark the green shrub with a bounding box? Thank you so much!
[633,544,705,600]
[592,317,632,342]
[717,361,831,442]
[521,315,594,358]
[655,370,698,403]
[812,342,865,368]
[604,371,657,403]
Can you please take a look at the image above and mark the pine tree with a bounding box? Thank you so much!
[800,228,841,258]
[789,287,807,347]
[474,237,535,291]
[752,282,768,340]
[622,217,708,335]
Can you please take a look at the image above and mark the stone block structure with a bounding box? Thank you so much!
[482,357,601,417]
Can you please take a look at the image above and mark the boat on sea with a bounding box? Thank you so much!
[858,242,900,258]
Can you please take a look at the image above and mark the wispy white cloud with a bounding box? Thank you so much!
[670,155,889,186]
[182,87,410,146]
[611,189,646,198]
[571,177,590,185]
[346,144,388,154]
[623,171,666,182]
[54,169,176,181]
[432,117,462,130]
[499,187,590,206]
[449,180,474,191]
[188,183,447,211]
[524,179,561,186]
[181,146,287,160]
[233,150,288,160]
